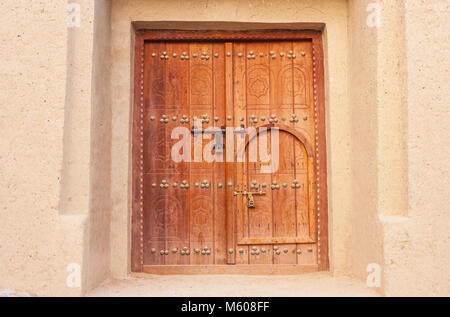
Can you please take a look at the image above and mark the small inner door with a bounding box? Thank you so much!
[231,40,318,266]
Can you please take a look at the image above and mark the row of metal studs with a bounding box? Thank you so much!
[151,181,304,189]
[152,51,307,59]
[139,46,145,266]
[151,247,313,255]
[152,114,305,124]
[312,44,321,266]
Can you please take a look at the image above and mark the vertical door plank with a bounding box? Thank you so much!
[189,42,214,264]
[233,41,249,264]
[212,42,227,264]
[294,142,311,240]
[270,41,297,264]
[307,157,317,242]
[245,41,272,264]
[293,40,318,265]
[164,42,190,265]
[292,41,316,251]
[144,42,166,265]
[224,42,236,264]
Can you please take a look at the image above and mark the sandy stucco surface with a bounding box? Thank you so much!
[86,273,380,297]
[0,0,448,297]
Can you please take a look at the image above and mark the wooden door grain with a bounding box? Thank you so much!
[132,30,328,272]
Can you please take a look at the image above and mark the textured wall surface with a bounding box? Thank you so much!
[348,0,383,282]
[381,0,450,296]
[0,0,448,296]
[83,0,112,294]
[0,0,111,296]
[0,0,86,296]
[349,0,450,296]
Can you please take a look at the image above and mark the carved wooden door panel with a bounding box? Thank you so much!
[230,40,326,268]
[134,41,228,269]
[132,31,328,273]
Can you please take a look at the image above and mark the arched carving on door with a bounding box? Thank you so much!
[237,123,314,159]
[236,123,316,244]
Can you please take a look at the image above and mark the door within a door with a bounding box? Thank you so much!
[132,30,328,273]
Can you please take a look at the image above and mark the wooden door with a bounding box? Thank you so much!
[132,31,328,273]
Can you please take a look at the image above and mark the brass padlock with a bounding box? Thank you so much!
[247,192,255,208]
[234,190,266,208]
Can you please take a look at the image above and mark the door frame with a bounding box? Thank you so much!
[131,29,329,272]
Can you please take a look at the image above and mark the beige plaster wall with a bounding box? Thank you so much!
[380,0,450,296]
[348,0,409,286]
[348,0,383,283]
[83,0,112,293]
[0,0,84,296]
[0,0,111,296]
[1,0,448,297]
[349,0,450,296]
[110,0,352,279]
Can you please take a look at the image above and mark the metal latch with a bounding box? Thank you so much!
[233,190,266,208]
[191,125,226,154]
